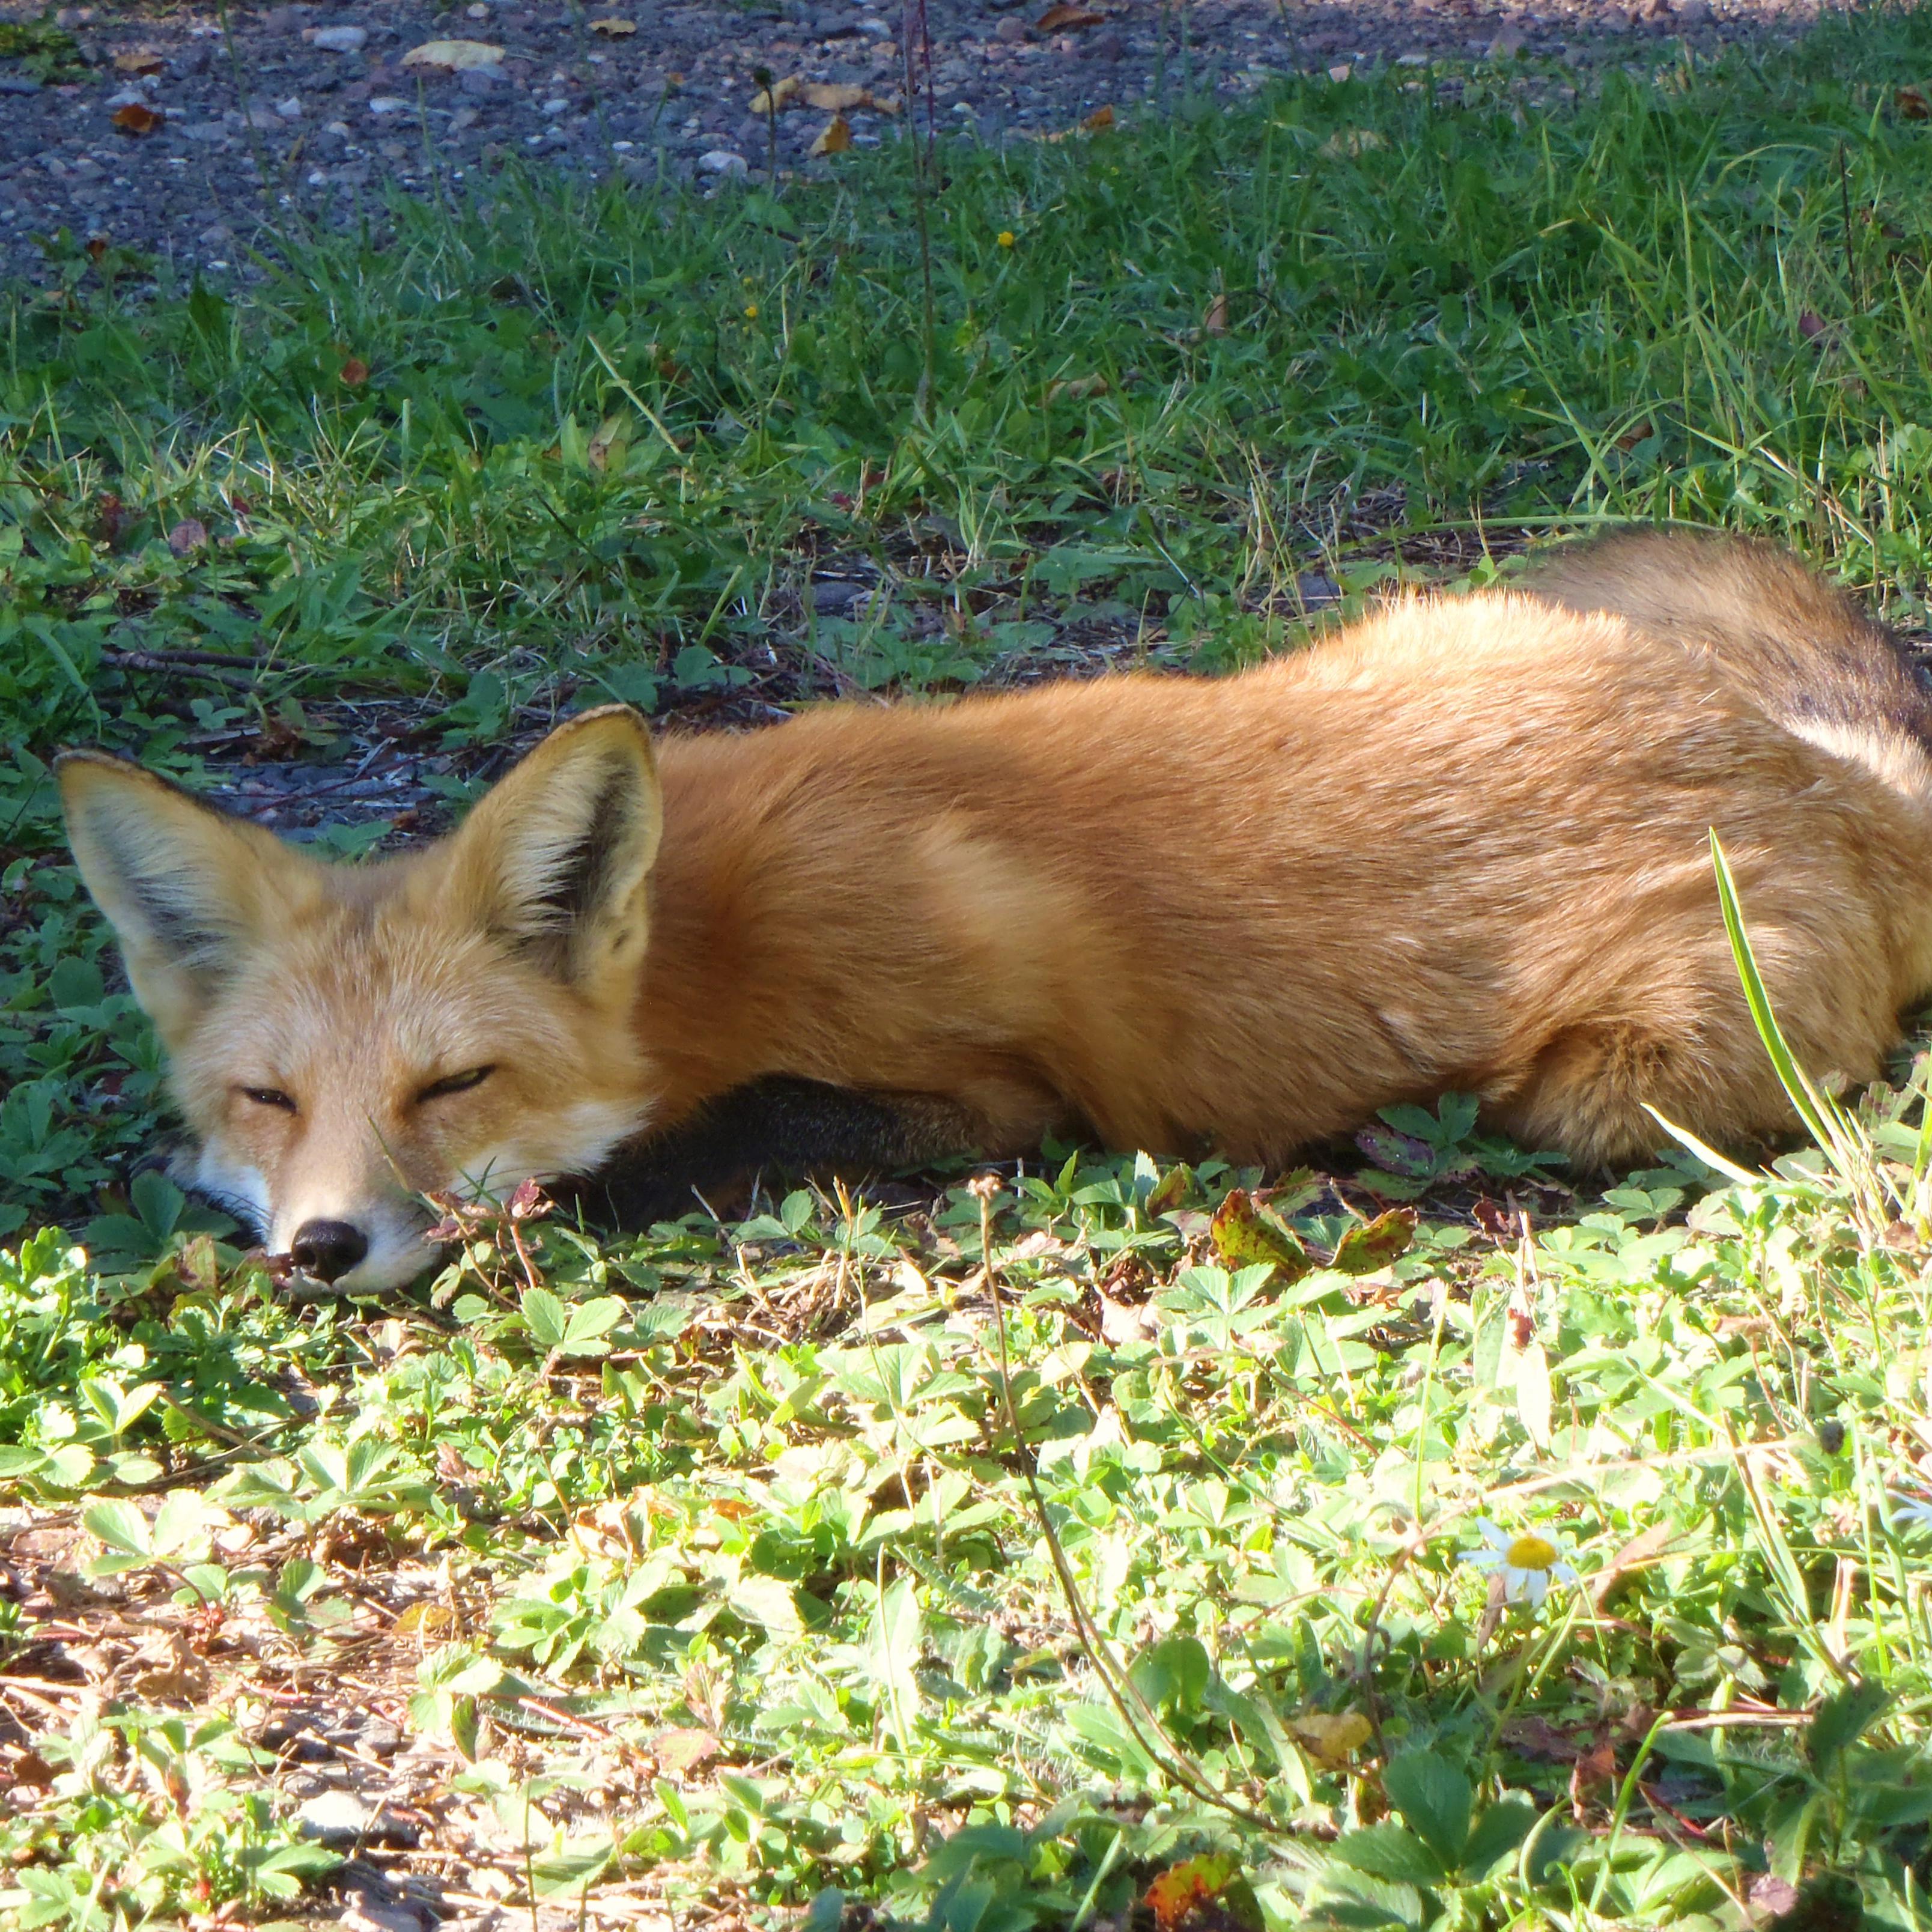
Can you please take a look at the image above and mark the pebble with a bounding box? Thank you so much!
[293,1790,421,1848]
[277,95,305,117]
[309,24,369,52]
[994,16,1030,40]
[367,95,411,115]
[697,148,749,175]
[458,65,501,92]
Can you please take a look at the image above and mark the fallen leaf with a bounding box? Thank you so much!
[1289,1709,1373,1767]
[1798,308,1828,341]
[1898,84,1931,120]
[1202,292,1229,335]
[1319,127,1386,157]
[393,1602,460,1636]
[1209,1186,1312,1282]
[803,80,874,111]
[1499,1713,1583,1762]
[111,103,163,135]
[1081,102,1114,131]
[166,518,208,556]
[401,38,505,71]
[588,14,637,32]
[1037,2,1105,27]
[655,1727,721,1776]
[1144,1163,1192,1216]
[1144,1856,1263,1932]
[340,357,369,386]
[1331,1206,1418,1274]
[749,73,801,113]
[586,412,630,472]
[1044,372,1110,403]
[114,49,166,74]
[85,236,108,262]
[810,112,853,155]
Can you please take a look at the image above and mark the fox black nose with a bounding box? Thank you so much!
[289,1220,369,1284]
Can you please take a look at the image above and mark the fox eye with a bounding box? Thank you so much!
[240,1086,297,1113]
[415,1065,496,1105]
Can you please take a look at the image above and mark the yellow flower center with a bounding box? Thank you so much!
[1505,1534,1559,1570]
[997,231,1016,248]
[744,304,759,320]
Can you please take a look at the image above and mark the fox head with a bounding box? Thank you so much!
[58,707,663,1292]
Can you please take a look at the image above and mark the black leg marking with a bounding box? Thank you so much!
[574,1077,981,1227]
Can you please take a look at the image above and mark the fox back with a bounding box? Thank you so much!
[60,532,1932,1291]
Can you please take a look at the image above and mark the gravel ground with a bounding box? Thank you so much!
[0,0,1837,287]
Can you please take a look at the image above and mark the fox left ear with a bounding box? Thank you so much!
[56,750,308,1046]
[442,705,663,1004]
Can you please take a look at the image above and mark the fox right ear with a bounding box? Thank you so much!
[56,752,305,1043]
[440,705,663,1009]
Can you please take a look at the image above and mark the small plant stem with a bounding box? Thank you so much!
[972,1176,1273,1829]
[902,0,938,415]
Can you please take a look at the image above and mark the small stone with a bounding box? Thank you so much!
[197,222,232,245]
[231,104,286,129]
[994,16,1030,41]
[1085,27,1122,58]
[1486,26,1525,56]
[104,86,152,109]
[541,95,568,114]
[467,1,491,13]
[697,148,748,176]
[180,121,228,141]
[276,94,304,118]
[1674,0,1710,19]
[309,24,369,52]
[367,95,411,115]
[293,1789,418,1848]
[0,77,43,96]
[263,4,311,29]
[458,64,500,91]
[1396,51,1430,66]
[54,6,94,24]
[857,16,889,33]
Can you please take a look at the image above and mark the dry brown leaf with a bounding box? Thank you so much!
[1045,373,1110,403]
[655,1727,721,1776]
[166,518,208,556]
[111,103,163,135]
[585,412,630,472]
[1202,293,1229,335]
[810,112,853,155]
[114,49,166,74]
[1036,3,1105,28]
[749,74,802,113]
[803,80,873,111]
[401,38,505,71]
[394,1602,461,1636]
[340,357,370,387]
[1289,1709,1372,1767]
[1899,84,1931,120]
[588,15,637,32]
[1081,103,1115,132]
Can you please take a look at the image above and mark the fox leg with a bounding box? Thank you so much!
[575,1077,997,1227]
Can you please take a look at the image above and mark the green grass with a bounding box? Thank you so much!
[12,9,1932,1928]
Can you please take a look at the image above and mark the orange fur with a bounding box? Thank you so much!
[59,532,1932,1290]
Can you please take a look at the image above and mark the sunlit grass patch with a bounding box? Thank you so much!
[10,8,1932,1927]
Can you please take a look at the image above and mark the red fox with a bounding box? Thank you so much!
[58,532,1932,1292]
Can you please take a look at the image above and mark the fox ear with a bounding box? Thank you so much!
[57,752,300,1043]
[443,705,663,1002]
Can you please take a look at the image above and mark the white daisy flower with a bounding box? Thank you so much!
[1891,1492,1932,1534]
[1460,1517,1579,1609]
